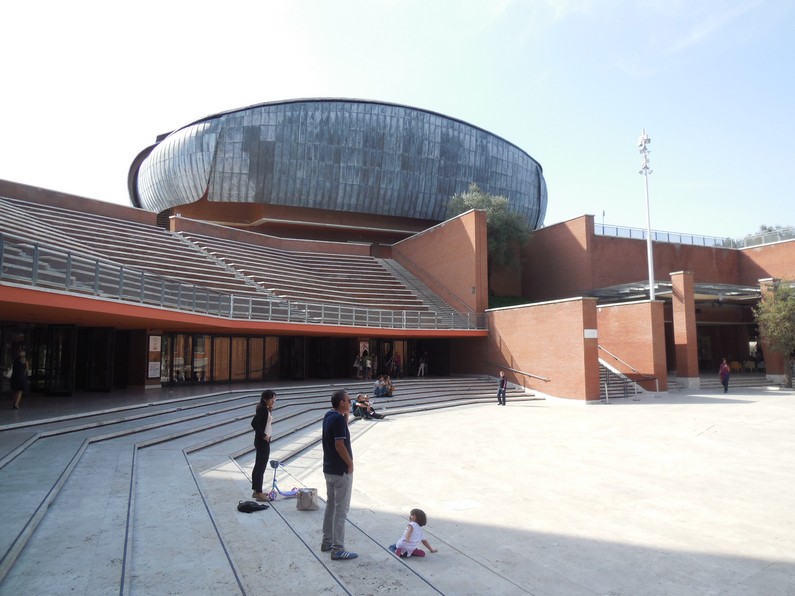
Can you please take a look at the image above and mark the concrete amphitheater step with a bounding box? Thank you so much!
[0,377,522,594]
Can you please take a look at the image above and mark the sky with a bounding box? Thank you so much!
[2,0,793,241]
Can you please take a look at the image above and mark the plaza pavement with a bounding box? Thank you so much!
[289,383,795,595]
[1,380,794,595]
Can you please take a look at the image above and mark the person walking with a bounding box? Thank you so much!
[719,358,731,393]
[10,350,29,410]
[321,389,358,560]
[251,390,276,501]
[497,370,508,406]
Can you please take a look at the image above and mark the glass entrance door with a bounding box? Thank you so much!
[45,325,76,395]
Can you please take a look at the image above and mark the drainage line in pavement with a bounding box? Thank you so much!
[184,448,248,595]
[231,458,352,596]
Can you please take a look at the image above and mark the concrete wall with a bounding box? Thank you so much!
[170,215,373,256]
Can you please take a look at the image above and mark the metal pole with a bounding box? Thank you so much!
[638,129,655,300]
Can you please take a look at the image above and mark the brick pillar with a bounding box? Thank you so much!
[671,271,700,388]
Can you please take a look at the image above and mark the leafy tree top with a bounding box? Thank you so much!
[754,280,795,386]
[447,183,531,268]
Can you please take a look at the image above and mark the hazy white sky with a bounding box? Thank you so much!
[2,0,793,240]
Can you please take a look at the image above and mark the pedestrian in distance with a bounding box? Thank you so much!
[388,508,438,558]
[321,389,358,560]
[251,390,276,502]
[417,352,428,377]
[10,350,29,410]
[719,358,731,393]
[497,370,508,406]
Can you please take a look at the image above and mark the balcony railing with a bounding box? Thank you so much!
[0,232,487,331]
[595,223,795,249]
[594,223,736,248]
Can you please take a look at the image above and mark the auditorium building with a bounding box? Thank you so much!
[1,98,793,401]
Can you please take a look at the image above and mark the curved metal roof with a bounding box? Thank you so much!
[130,98,547,227]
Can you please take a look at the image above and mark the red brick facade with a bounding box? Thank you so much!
[671,271,700,384]
[597,300,667,392]
[451,297,601,401]
[519,215,795,384]
[392,210,488,313]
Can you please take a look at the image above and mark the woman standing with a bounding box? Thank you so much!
[10,350,29,410]
[251,390,276,501]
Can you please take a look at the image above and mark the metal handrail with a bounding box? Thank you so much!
[0,232,487,331]
[498,364,550,383]
[598,345,659,396]
[594,223,736,248]
[597,345,656,380]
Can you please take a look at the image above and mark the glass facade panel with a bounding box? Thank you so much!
[194,335,210,383]
[231,337,247,381]
[248,338,264,381]
[133,99,547,229]
[264,337,279,380]
[173,335,192,384]
[213,337,230,381]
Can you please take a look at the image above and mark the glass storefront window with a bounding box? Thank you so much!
[161,335,172,384]
[231,337,247,381]
[213,336,230,381]
[249,338,264,381]
[174,335,192,384]
[265,337,279,380]
[193,335,210,382]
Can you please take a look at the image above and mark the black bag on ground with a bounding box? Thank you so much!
[237,500,269,513]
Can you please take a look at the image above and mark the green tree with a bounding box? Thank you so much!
[447,183,531,272]
[754,281,795,387]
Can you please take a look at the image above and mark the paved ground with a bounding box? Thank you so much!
[289,385,795,595]
[2,381,795,595]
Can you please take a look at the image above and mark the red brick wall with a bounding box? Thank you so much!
[521,216,594,301]
[0,179,155,225]
[450,297,601,400]
[392,210,488,312]
[523,215,746,302]
[593,238,740,287]
[490,252,522,296]
[597,300,667,391]
[739,240,795,284]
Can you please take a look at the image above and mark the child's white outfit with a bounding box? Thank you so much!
[395,521,423,556]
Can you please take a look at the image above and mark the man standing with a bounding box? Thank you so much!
[321,389,358,560]
[497,370,507,406]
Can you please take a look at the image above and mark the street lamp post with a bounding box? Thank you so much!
[638,129,655,300]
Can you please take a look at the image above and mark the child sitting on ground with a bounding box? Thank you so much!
[388,508,438,557]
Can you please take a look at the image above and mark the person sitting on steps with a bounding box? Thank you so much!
[352,394,385,419]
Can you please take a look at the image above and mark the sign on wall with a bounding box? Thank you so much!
[148,335,162,379]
